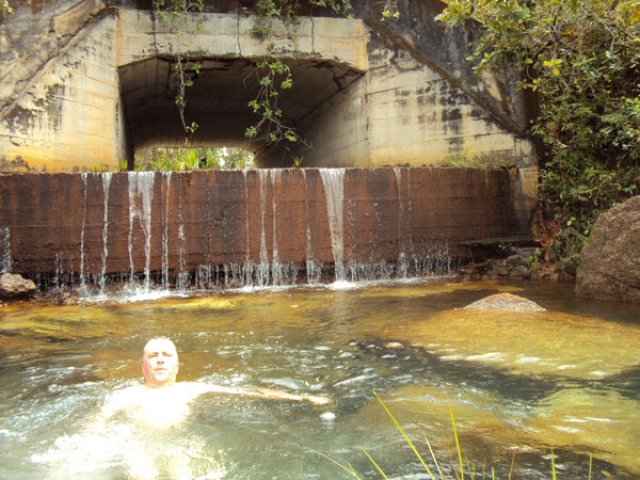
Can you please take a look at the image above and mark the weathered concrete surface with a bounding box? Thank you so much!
[0,2,368,171]
[576,196,640,303]
[292,26,538,227]
[0,168,524,286]
[0,1,128,172]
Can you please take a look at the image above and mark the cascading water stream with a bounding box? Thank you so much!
[257,170,270,287]
[98,173,113,295]
[127,172,155,292]
[270,169,284,285]
[161,172,172,289]
[0,167,496,296]
[242,170,253,286]
[176,224,188,290]
[79,173,89,293]
[394,167,408,278]
[319,168,346,283]
[1,227,12,274]
[302,170,321,284]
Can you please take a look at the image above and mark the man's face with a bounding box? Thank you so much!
[141,338,179,388]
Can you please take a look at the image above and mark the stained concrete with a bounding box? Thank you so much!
[0,168,524,286]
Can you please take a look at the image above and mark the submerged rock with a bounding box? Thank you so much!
[374,306,640,380]
[463,293,545,312]
[576,195,640,303]
[526,388,640,475]
[0,273,36,299]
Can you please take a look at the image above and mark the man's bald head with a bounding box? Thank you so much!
[141,337,179,388]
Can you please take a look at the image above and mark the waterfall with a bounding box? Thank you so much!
[177,223,188,290]
[394,167,409,278]
[1,227,12,274]
[0,167,478,295]
[175,177,189,291]
[320,168,346,282]
[270,169,285,285]
[257,170,270,286]
[54,252,63,287]
[99,173,113,294]
[79,173,89,292]
[302,170,321,284]
[128,172,155,292]
[161,172,172,289]
[242,170,254,286]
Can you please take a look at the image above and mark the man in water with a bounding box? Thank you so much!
[102,337,330,428]
[97,337,331,479]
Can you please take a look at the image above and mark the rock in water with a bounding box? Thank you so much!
[576,195,640,303]
[463,293,545,312]
[0,272,37,299]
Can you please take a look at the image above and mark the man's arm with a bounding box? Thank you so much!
[195,383,332,405]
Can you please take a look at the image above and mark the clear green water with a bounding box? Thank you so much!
[0,279,638,479]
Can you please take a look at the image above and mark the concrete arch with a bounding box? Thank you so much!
[0,5,367,170]
[118,56,364,165]
[114,9,367,166]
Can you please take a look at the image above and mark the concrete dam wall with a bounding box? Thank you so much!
[0,168,524,291]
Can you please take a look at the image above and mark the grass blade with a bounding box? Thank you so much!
[361,447,390,479]
[424,435,446,480]
[508,452,516,480]
[315,450,364,480]
[375,392,437,480]
[449,405,465,479]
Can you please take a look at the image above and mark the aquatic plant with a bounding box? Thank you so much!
[323,393,594,480]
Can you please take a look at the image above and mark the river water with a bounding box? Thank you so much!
[0,279,638,479]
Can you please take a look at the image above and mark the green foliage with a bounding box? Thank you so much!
[244,48,300,147]
[0,0,13,15]
[381,0,401,20]
[89,163,113,173]
[116,159,130,171]
[244,1,355,151]
[135,147,254,171]
[153,0,206,137]
[253,0,352,20]
[153,0,352,161]
[436,0,640,269]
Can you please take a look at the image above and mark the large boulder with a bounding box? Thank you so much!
[576,196,640,303]
[0,272,37,299]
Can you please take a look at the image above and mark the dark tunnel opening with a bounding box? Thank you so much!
[118,56,363,168]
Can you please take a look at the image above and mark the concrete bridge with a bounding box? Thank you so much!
[1,2,535,168]
[0,1,541,287]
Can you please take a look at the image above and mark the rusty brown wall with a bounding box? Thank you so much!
[0,168,525,287]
